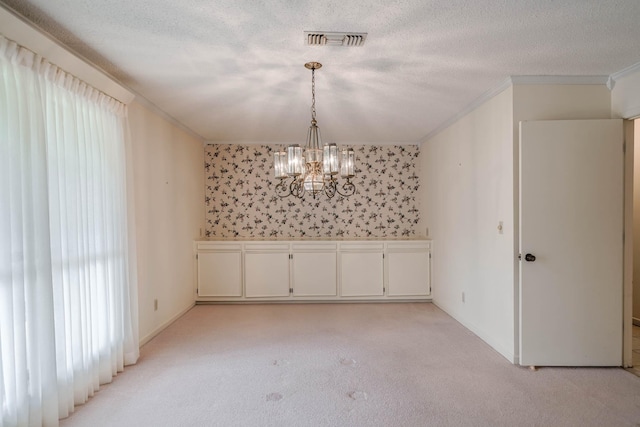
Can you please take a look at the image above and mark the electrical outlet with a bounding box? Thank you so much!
[154,299,158,311]
[461,292,465,303]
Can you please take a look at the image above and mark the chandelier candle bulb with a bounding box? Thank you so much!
[341,148,355,178]
[287,145,303,176]
[323,144,339,175]
[274,151,287,179]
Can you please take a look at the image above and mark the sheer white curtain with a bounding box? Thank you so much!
[0,35,139,427]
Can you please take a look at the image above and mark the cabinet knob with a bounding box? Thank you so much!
[524,253,536,262]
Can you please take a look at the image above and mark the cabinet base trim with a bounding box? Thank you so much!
[196,299,432,305]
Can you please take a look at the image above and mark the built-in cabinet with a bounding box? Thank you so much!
[194,240,431,302]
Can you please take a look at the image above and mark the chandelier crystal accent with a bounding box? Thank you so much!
[274,62,356,199]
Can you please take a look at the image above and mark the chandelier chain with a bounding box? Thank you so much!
[311,67,316,122]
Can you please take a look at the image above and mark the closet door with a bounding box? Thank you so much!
[519,119,623,366]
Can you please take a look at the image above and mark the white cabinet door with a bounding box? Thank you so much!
[292,248,337,297]
[387,247,430,297]
[245,251,290,298]
[340,245,384,297]
[197,250,243,297]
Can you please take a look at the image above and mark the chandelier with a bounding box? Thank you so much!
[274,62,356,199]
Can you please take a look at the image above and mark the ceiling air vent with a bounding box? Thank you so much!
[305,31,367,47]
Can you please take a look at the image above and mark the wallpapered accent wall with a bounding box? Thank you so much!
[204,144,420,239]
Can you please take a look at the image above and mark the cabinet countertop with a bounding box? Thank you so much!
[196,237,430,242]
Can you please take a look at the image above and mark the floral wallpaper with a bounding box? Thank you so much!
[204,144,420,239]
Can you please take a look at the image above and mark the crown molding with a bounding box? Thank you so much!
[609,61,640,82]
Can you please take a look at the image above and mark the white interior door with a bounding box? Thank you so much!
[519,119,623,367]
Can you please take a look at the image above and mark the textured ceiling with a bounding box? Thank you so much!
[2,0,640,144]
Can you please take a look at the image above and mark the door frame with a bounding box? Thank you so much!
[623,119,636,368]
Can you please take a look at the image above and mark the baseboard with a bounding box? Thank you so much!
[196,298,432,305]
[140,303,196,347]
[432,299,516,364]
[633,317,640,327]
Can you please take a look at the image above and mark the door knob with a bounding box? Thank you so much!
[525,253,536,262]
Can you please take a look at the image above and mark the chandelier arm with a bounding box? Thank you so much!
[275,178,292,198]
[324,180,337,199]
[290,178,305,199]
[335,178,356,197]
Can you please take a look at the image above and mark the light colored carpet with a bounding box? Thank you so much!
[60,303,640,426]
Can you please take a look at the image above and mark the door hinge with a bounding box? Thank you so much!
[383,253,385,259]
[383,287,385,293]
[289,288,293,294]
[623,141,626,154]
[289,254,293,260]
[196,254,199,260]
[429,252,432,259]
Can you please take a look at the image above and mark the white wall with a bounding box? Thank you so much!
[512,85,612,123]
[421,83,612,363]
[420,87,515,361]
[128,101,205,344]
